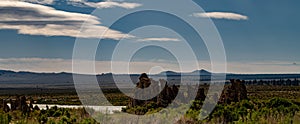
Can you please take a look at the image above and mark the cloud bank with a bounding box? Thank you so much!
[1,58,300,74]
[23,0,54,4]
[68,0,142,9]
[137,38,180,42]
[192,12,248,20]
[9,0,54,5]
[0,1,133,39]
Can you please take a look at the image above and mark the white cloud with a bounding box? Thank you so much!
[85,1,142,9]
[0,1,133,39]
[192,12,248,20]
[68,0,142,9]
[137,38,181,42]
[21,0,54,4]
[7,0,55,5]
[1,58,300,74]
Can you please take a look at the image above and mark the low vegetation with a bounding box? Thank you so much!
[0,107,99,124]
[1,78,300,123]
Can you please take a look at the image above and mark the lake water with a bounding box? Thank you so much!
[7,103,126,114]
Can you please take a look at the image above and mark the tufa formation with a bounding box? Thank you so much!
[129,73,206,110]
[219,79,248,104]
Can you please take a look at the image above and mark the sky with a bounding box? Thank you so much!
[0,0,300,74]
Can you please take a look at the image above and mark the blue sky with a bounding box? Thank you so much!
[0,0,300,74]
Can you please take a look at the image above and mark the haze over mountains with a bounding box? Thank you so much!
[1,69,300,92]
[1,69,300,85]
[159,69,212,76]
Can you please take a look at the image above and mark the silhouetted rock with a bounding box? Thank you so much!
[136,73,151,89]
[220,79,248,104]
[1,96,33,113]
[2,99,10,112]
[130,73,151,107]
[127,73,209,115]
[195,88,206,101]
[20,96,29,114]
[129,73,182,110]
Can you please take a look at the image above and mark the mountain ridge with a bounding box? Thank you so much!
[1,69,300,75]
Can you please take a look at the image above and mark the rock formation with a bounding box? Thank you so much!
[130,73,181,108]
[0,96,34,114]
[219,79,248,104]
[129,73,206,109]
[136,73,151,89]
[195,88,206,101]
[1,99,10,112]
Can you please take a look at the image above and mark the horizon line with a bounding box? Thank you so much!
[1,69,300,75]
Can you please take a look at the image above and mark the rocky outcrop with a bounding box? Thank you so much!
[136,73,151,89]
[0,96,34,114]
[130,73,181,108]
[195,88,206,101]
[1,99,10,112]
[219,79,248,104]
[129,73,206,109]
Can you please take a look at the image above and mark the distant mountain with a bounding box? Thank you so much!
[159,71,180,76]
[0,70,73,84]
[1,69,300,88]
[158,69,212,76]
[0,70,15,74]
[188,69,212,75]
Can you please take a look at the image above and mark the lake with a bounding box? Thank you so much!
[7,103,126,114]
